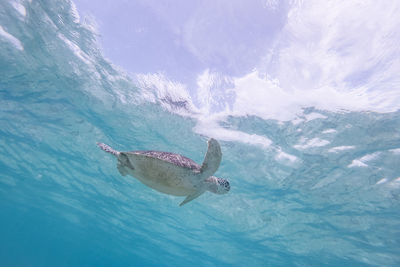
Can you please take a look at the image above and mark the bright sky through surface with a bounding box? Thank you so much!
[74,0,288,84]
[73,0,400,121]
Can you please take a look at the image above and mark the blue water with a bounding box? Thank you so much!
[1,1,400,266]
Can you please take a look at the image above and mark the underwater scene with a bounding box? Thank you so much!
[1,0,400,266]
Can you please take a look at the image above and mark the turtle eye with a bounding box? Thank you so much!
[225,181,230,190]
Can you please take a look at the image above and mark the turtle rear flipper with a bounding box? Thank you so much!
[179,189,205,206]
[117,162,128,176]
[97,142,120,157]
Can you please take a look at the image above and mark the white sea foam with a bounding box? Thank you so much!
[12,1,26,17]
[359,152,381,162]
[389,177,400,188]
[193,116,272,148]
[136,66,400,149]
[275,150,298,163]
[291,117,304,125]
[348,152,380,168]
[135,73,196,115]
[389,148,400,155]
[290,113,327,126]
[70,1,80,23]
[134,72,271,147]
[294,138,330,150]
[376,178,387,185]
[348,160,368,168]
[195,69,235,114]
[328,146,355,153]
[304,112,327,121]
[58,33,91,65]
[0,25,23,50]
[230,71,399,120]
[322,129,337,134]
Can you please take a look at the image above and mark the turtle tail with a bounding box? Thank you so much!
[97,142,120,157]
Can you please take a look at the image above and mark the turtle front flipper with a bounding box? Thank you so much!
[199,138,222,179]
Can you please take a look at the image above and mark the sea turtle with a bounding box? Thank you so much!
[97,138,230,206]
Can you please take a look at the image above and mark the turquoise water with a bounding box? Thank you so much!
[1,1,400,266]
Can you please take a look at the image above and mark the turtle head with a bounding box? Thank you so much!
[206,176,230,194]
